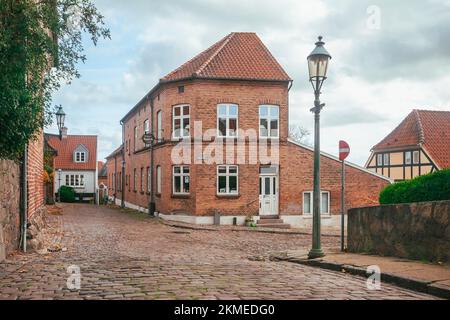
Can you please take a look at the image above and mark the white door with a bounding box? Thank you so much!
[259,175,278,216]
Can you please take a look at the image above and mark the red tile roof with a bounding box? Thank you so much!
[162,32,291,82]
[372,110,450,169]
[46,134,97,170]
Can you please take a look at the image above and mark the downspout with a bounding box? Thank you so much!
[20,144,28,252]
[120,120,125,208]
[149,96,156,216]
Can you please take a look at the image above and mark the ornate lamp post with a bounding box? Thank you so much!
[55,106,66,139]
[307,36,332,259]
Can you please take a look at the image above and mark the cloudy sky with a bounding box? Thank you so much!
[48,0,450,165]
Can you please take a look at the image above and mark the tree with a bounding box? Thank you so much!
[0,0,110,160]
[289,124,311,145]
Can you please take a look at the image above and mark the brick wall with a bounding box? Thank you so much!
[280,142,390,216]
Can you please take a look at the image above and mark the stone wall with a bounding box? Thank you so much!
[0,159,21,261]
[348,201,450,262]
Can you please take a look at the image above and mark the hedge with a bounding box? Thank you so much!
[59,186,76,203]
[379,169,450,205]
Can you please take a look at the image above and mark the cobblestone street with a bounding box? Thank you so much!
[0,204,437,300]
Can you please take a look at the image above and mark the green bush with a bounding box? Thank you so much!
[59,186,76,203]
[380,169,450,204]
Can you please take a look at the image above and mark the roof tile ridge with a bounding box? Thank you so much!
[194,32,235,77]
[413,109,426,145]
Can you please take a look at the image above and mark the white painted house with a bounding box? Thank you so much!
[45,128,98,201]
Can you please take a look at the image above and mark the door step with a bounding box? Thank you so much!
[257,216,290,229]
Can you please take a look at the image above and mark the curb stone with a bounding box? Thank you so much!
[271,254,449,299]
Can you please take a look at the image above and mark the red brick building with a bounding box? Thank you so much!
[107,32,391,228]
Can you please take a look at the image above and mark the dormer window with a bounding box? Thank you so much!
[73,144,89,163]
[75,152,86,163]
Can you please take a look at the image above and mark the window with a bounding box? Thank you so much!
[112,173,115,191]
[157,111,162,141]
[173,166,190,194]
[140,167,144,192]
[259,105,279,138]
[303,191,330,215]
[178,86,185,93]
[173,105,190,138]
[217,165,238,195]
[144,119,150,134]
[413,151,420,164]
[133,168,137,191]
[65,174,85,187]
[134,127,138,151]
[147,167,151,193]
[377,154,383,166]
[156,166,161,194]
[217,104,238,137]
[405,151,412,165]
[75,152,86,163]
[303,192,312,214]
[383,153,390,166]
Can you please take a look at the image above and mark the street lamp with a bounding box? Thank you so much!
[57,169,62,203]
[56,106,66,139]
[307,36,331,259]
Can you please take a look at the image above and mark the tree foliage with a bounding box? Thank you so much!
[289,124,311,145]
[0,0,110,159]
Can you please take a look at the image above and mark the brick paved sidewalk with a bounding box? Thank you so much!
[271,249,450,299]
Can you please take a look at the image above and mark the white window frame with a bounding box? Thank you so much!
[66,174,85,188]
[134,126,138,151]
[302,191,330,215]
[405,151,412,165]
[75,152,86,163]
[144,119,150,134]
[156,166,162,194]
[147,167,151,193]
[377,154,383,166]
[217,104,238,138]
[173,166,190,195]
[413,151,420,164]
[172,105,190,139]
[217,165,239,195]
[141,167,145,192]
[259,105,279,139]
[383,153,390,166]
[157,110,162,142]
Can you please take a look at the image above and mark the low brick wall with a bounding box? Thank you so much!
[0,159,21,261]
[348,201,450,262]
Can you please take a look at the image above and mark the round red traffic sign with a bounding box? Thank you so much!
[339,140,350,161]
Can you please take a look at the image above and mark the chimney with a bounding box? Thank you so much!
[61,127,68,139]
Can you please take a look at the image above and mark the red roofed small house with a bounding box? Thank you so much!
[365,110,450,181]
[45,128,98,201]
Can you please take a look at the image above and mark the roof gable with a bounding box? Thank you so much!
[162,32,291,82]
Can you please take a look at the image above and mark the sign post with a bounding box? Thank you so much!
[339,141,350,252]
